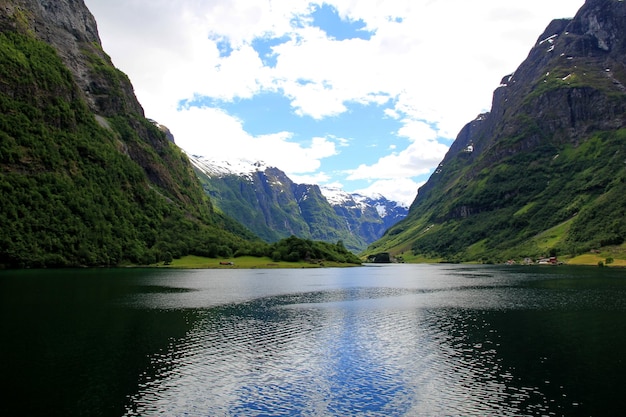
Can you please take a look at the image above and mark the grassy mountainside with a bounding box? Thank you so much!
[0,7,258,267]
[192,158,409,253]
[195,166,312,243]
[191,158,371,251]
[367,0,626,263]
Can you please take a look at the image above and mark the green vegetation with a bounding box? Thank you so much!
[368,126,626,264]
[568,244,626,267]
[195,171,371,252]
[196,171,311,243]
[0,30,257,267]
[366,252,392,263]
[266,236,361,264]
[153,235,362,268]
[0,31,363,269]
[526,63,623,102]
[162,254,359,269]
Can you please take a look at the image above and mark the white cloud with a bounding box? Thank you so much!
[397,119,438,142]
[281,79,348,119]
[347,139,448,181]
[290,172,333,185]
[85,0,585,205]
[355,178,423,208]
[87,0,585,129]
[203,45,269,100]
[166,106,337,175]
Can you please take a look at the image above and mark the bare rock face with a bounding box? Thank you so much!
[33,0,100,43]
[571,0,626,54]
[0,0,144,116]
[429,0,626,182]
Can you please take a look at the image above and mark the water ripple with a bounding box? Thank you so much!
[120,267,626,416]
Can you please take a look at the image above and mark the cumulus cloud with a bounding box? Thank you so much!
[290,172,333,186]
[346,138,448,181]
[355,178,424,208]
[166,106,338,174]
[397,119,438,142]
[88,0,584,125]
[85,0,584,204]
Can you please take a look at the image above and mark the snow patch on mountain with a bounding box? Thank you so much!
[320,186,409,221]
[189,154,408,220]
[187,153,268,180]
[321,186,407,212]
[374,203,387,218]
[320,187,354,206]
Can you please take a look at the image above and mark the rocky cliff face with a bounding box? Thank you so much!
[417,0,626,208]
[371,0,626,262]
[0,0,142,116]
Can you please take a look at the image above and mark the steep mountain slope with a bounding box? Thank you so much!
[321,187,408,244]
[189,155,407,252]
[0,0,257,267]
[368,0,626,263]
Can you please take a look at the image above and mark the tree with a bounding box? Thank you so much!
[163,251,173,265]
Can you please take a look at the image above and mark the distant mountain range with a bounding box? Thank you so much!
[188,155,408,252]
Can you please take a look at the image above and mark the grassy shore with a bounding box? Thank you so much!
[154,255,362,269]
[369,245,626,267]
[156,247,626,269]
[564,243,626,267]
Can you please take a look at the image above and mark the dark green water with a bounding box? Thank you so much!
[1,265,625,416]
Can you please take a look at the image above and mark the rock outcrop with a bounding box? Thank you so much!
[1,0,143,116]
[450,0,626,174]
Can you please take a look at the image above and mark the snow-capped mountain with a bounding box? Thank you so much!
[188,154,408,252]
[188,156,270,179]
[320,187,409,235]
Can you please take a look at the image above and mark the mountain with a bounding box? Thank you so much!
[320,187,409,243]
[367,0,626,263]
[188,155,408,252]
[0,0,258,267]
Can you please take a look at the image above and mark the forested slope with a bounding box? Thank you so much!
[0,1,257,267]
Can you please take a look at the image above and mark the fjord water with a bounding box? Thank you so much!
[1,265,626,416]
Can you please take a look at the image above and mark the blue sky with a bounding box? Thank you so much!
[84,0,584,206]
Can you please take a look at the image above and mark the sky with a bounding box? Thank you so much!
[83,0,584,206]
